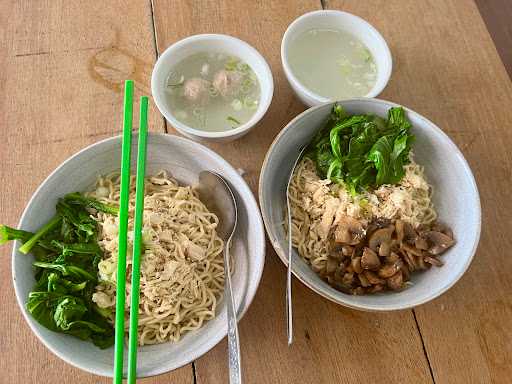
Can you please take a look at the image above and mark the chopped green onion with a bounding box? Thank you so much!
[231,99,243,111]
[225,57,239,71]
[227,116,241,126]
[237,63,250,73]
[362,48,372,62]
[240,78,254,94]
[243,97,258,110]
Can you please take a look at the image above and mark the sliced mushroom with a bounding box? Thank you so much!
[379,240,391,257]
[369,227,394,251]
[334,284,352,294]
[401,243,423,257]
[386,251,400,263]
[363,270,385,285]
[431,222,454,239]
[378,260,403,279]
[423,231,455,255]
[424,255,444,267]
[351,256,363,274]
[326,257,338,274]
[395,219,405,243]
[368,284,385,293]
[416,255,427,270]
[333,264,346,282]
[334,226,352,244]
[358,272,371,287]
[334,216,366,245]
[365,223,378,240]
[396,220,416,244]
[415,236,429,250]
[386,271,404,290]
[401,264,411,281]
[402,250,418,271]
[361,247,381,270]
[352,287,366,295]
[342,245,354,257]
[342,272,355,286]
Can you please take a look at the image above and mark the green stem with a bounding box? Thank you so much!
[19,216,61,255]
[0,225,33,245]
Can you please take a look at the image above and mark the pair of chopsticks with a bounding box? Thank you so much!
[114,80,149,384]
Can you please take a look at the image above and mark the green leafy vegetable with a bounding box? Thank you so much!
[2,192,118,349]
[63,192,119,215]
[33,261,97,281]
[306,104,415,193]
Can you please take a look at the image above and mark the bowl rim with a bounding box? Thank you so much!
[12,132,266,377]
[258,98,481,311]
[280,10,393,104]
[151,33,274,139]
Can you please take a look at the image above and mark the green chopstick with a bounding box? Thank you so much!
[127,96,149,383]
[114,80,134,384]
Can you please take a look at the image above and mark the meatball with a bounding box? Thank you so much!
[183,77,210,104]
[212,69,243,98]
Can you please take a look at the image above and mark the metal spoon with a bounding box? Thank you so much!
[286,146,307,346]
[196,171,241,384]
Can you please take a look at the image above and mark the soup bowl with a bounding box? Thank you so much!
[281,10,392,107]
[259,98,480,311]
[152,34,274,142]
[12,133,265,377]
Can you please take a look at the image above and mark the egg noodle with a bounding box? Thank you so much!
[288,156,436,273]
[89,171,225,346]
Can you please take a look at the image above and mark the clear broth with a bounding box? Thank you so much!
[165,52,261,132]
[288,28,377,99]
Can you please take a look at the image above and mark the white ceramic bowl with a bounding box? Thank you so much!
[281,10,392,107]
[12,133,266,377]
[259,99,480,311]
[151,34,274,142]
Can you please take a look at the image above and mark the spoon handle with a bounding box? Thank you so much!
[285,146,306,346]
[286,191,293,346]
[225,238,242,384]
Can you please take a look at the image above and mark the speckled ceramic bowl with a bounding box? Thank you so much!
[12,133,265,377]
[259,99,480,311]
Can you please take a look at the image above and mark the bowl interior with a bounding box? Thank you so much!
[281,10,392,105]
[13,133,265,377]
[259,99,480,311]
[151,34,273,139]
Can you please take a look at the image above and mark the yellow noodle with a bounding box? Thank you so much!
[88,170,225,346]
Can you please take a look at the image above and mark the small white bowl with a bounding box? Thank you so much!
[281,10,392,107]
[152,34,274,142]
[259,99,481,311]
[12,133,266,377]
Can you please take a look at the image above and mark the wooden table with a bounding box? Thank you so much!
[1,1,511,383]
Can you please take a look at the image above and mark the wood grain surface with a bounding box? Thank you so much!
[325,1,512,383]
[0,1,192,383]
[475,0,512,79]
[1,0,511,383]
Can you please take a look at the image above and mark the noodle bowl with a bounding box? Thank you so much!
[88,170,225,345]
